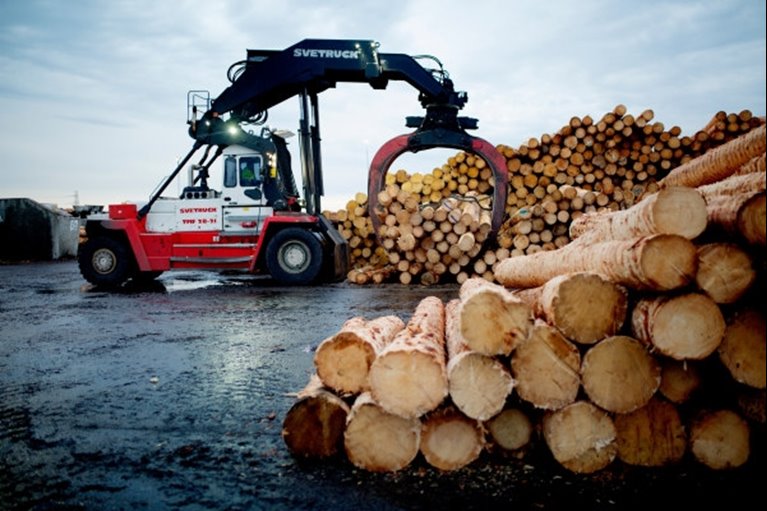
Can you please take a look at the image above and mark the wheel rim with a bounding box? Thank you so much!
[278,240,310,274]
[92,248,118,275]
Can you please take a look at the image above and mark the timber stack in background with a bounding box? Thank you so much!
[327,106,764,286]
[284,106,765,475]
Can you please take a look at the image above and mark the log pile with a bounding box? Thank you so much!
[322,107,763,285]
[284,107,765,476]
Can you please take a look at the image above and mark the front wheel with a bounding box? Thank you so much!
[78,236,134,288]
[265,228,323,285]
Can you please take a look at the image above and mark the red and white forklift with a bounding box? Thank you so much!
[77,39,508,287]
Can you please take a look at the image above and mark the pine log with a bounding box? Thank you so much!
[658,359,702,404]
[445,299,514,420]
[631,293,725,360]
[581,336,661,414]
[511,321,581,410]
[343,392,421,472]
[314,315,405,394]
[705,191,766,245]
[542,400,617,474]
[717,308,766,389]
[569,186,708,242]
[736,387,766,424]
[697,169,766,199]
[495,234,698,292]
[689,409,750,469]
[614,397,686,467]
[485,408,533,452]
[282,375,350,459]
[368,296,448,418]
[420,405,485,471]
[514,272,628,345]
[695,243,756,304]
[458,277,532,356]
[660,124,766,188]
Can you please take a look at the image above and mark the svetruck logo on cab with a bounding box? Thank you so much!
[293,48,361,59]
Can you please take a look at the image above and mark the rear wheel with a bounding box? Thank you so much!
[265,228,323,285]
[78,236,134,288]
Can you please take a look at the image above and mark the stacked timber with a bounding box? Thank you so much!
[323,107,763,285]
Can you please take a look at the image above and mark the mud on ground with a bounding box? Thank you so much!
[0,261,763,510]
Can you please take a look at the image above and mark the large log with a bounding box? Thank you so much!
[568,186,708,242]
[697,169,766,199]
[705,191,766,245]
[717,307,766,389]
[514,272,628,345]
[419,405,485,471]
[445,299,514,420]
[368,296,448,418]
[542,400,617,474]
[660,124,766,188]
[495,234,698,292]
[658,359,702,404]
[511,321,581,410]
[689,409,750,469]
[581,336,661,414]
[343,392,421,472]
[631,293,725,360]
[282,375,350,459]
[614,397,687,467]
[695,243,756,304]
[314,315,405,394]
[458,277,532,356]
[485,408,533,452]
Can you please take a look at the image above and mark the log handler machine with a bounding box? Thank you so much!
[78,39,508,287]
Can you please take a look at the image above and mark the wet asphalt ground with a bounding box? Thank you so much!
[0,260,764,511]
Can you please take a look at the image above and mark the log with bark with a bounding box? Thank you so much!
[542,400,618,474]
[580,335,661,414]
[717,307,766,389]
[511,321,581,410]
[314,315,405,394]
[704,191,766,246]
[660,124,766,188]
[689,409,751,470]
[445,299,514,420]
[343,392,421,472]
[495,234,698,292]
[419,405,485,471]
[614,397,687,467]
[282,374,351,459]
[568,186,708,242]
[514,272,628,345]
[368,296,448,418]
[458,277,532,356]
[631,293,726,360]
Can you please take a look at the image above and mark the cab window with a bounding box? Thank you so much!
[239,157,263,187]
[224,157,237,188]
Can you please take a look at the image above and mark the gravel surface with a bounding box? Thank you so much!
[0,260,763,510]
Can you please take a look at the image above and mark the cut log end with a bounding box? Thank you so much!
[448,352,514,421]
[282,386,350,459]
[486,408,533,451]
[638,234,698,291]
[650,186,709,239]
[315,334,376,394]
[717,308,766,389]
[690,409,750,470]
[695,243,756,304]
[420,407,484,471]
[543,401,617,474]
[614,398,686,467]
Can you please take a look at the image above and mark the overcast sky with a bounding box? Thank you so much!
[1,0,764,211]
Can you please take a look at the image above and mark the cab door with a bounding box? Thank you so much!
[221,154,272,235]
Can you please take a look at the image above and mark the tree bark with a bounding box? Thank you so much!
[631,293,725,360]
[343,392,421,472]
[314,315,405,394]
[581,336,661,414]
[511,321,581,410]
[514,272,628,345]
[445,299,514,420]
[717,307,766,389]
[542,400,617,474]
[495,234,698,292]
[368,296,448,418]
[458,277,532,356]
[419,405,484,471]
[689,409,750,469]
[281,374,350,459]
[614,397,686,467]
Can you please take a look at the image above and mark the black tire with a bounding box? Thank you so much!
[78,236,135,288]
[265,228,323,285]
